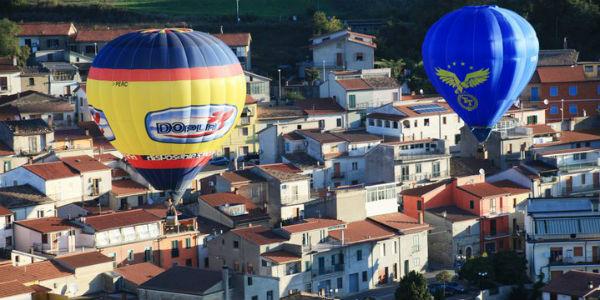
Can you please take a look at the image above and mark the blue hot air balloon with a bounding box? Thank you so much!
[422,5,539,142]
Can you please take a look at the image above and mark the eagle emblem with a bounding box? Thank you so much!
[435,67,490,111]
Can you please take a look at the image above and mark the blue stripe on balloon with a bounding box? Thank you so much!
[136,167,202,192]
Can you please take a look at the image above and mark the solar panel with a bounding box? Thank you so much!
[408,104,447,114]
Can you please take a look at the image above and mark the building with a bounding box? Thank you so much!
[524,197,600,282]
[320,69,400,128]
[13,217,77,255]
[40,62,80,97]
[245,71,271,102]
[109,179,150,210]
[17,22,77,54]
[541,270,600,300]
[0,119,53,160]
[0,56,21,96]
[72,27,133,58]
[214,33,252,70]
[310,30,376,79]
[0,91,76,128]
[219,96,259,159]
[257,120,320,164]
[193,192,270,229]
[113,262,165,294]
[19,67,51,95]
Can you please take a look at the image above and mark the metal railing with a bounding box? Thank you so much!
[561,184,600,195]
[395,151,447,161]
[312,264,344,276]
[239,116,251,125]
[558,161,600,172]
[397,170,449,182]
[280,194,311,205]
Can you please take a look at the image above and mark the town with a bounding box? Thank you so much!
[0,1,599,300]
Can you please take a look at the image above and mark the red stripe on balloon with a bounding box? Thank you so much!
[88,64,243,82]
[127,155,211,169]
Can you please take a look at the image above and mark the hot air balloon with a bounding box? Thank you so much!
[87,28,246,202]
[422,5,539,142]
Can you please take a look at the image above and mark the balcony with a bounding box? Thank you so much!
[397,170,449,183]
[332,172,345,179]
[483,231,511,241]
[541,175,558,183]
[302,239,344,253]
[558,161,600,172]
[239,116,251,126]
[312,264,344,276]
[561,184,600,196]
[163,220,197,235]
[280,194,311,205]
[395,150,447,162]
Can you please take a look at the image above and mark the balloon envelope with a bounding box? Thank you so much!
[422,5,539,142]
[87,28,246,197]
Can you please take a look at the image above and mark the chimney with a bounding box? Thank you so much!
[220,25,224,34]
[418,211,424,224]
[222,266,230,300]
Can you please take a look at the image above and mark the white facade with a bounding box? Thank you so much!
[311,30,375,79]
[0,70,22,96]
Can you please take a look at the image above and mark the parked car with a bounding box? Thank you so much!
[428,282,466,296]
[209,156,230,166]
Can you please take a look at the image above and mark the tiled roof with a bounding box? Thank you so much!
[0,91,74,114]
[331,131,382,143]
[61,155,110,173]
[298,129,344,143]
[94,153,119,163]
[522,160,558,173]
[213,33,251,46]
[336,78,371,91]
[0,56,18,72]
[400,179,451,197]
[0,141,14,156]
[0,119,52,135]
[282,132,305,141]
[457,182,509,198]
[15,217,74,233]
[257,163,307,182]
[24,161,79,180]
[513,165,540,179]
[329,219,395,245]
[283,152,321,170]
[541,270,600,297]
[426,206,479,222]
[221,171,252,184]
[295,98,345,115]
[75,28,133,42]
[231,225,287,245]
[115,262,165,286]
[139,266,223,295]
[282,218,344,234]
[55,251,112,269]
[0,265,35,284]
[536,65,586,83]
[261,250,301,264]
[111,179,149,197]
[111,168,129,178]
[539,147,596,156]
[0,205,12,216]
[526,124,556,135]
[450,157,500,177]
[18,22,74,36]
[368,212,430,234]
[0,184,53,208]
[199,193,268,224]
[245,95,257,104]
[490,180,530,195]
[0,281,34,297]
[84,209,161,231]
[16,260,72,281]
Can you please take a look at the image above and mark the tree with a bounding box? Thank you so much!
[286,91,305,102]
[493,251,528,285]
[16,45,30,67]
[304,67,320,83]
[312,11,343,35]
[458,256,494,284]
[508,284,528,300]
[395,271,431,300]
[375,58,406,80]
[0,19,20,58]
[435,270,453,297]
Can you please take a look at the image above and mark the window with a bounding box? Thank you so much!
[412,235,420,252]
[185,238,191,249]
[41,234,48,244]
[234,240,239,248]
[585,65,594,72]
[394,241,398,254]
[352,162,358,171]
[185,259,192,266]
[574,247,583,257]
[527,115,538,125]
[569,86,578,96]
[85,45,95,54]
[171,240,179,258]
[376,119,383,127]
[469,200,474,209]
[550,86,558,97]
[569,104,577,114]
[357,249,362,261]
[248,276,253,286]
[403,120,410,129]
[401,165,409,181]
[46,39,59,48]
[550,105,559,114]
[368,118,375,126]
[337,277,343,289]
[490,198,497,213]
[415,163,422,174]
[417,200,422,210]
[424,118,430,126]
[530,87,539,101]
[128,249,134,261]
[513,198,517,208]
[382,243,386,256]
[348,95,356,109]
[432,161,440,177]
[442,116,447,124]
[384,120,390,128]
[5,237,11,247]
[362,271,368,282]
[28,78,35,86]
[242,127,249,136]
[266,290,274,300]
[582,174,587,185]
[144,247,153,262]
[336,118,342,127]
[356,52,364,61]
[413,120,418,127]
[393,121,398,129]
[297,124,302,129]
[37,210,44,218]
[454,134,461,145]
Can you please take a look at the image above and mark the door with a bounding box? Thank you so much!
[318,256,325,274]
[333,162,341,177]
[566,176,573,193]
[40,134,46,150]
[349,273,359,293]
[383,267,389,284]
[594,246,600,263]
[594,172,600,188]
[490,219,497,236]
[336,53,343,66]
[404,260,409,277]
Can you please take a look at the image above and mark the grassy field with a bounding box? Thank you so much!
[51,0,338,18]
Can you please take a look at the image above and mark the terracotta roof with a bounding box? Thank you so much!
[213,33,251,46]
[84,209,161,231]
[23,161,78,180]
[221,169,265,184]
[231,225,287,245]
[115,262,165,286]
[261,250,301,264]
[61,155,110,173]
[18,22,74,36]
[16,260,72,281]
[513,165,540,179]
[329,219,395,245]
[245,95,257,105]
[534,130,600,148]
[457,182,509,198]
[94,153,119,163]
[282,218,344,234]
[400,180,449,198]
[0,141,14,156]
[540,146,596,156]
[0,205,12,216]
[0,184,53,209]
[282,132,305,141]
[257,163,307,182]
[55,251,112,269]
[0,265,35,284]
[221,171,251,183]
[298,129,344,143]
[490,180,530,195]
[0,119,52,135]
[112,179,149,197]
[336,78,372,91]
[296,98,345,115]
[0,91,74,114]
[15,217,74,233]
[111,168,129,178]
[536,65,586,83]
[75,28,132,42]
[426,206,479,222]
[0,281,34,297]
[368,212,430,234]
[283,152,321,170]
[138,204,181,219]
[199,192,255,208]
[139,266,223,295]
[526,124,556,135]
[0,56,18,73]
[541,270,600,297]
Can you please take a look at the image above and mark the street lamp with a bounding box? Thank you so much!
[561,98,565,123]
[277,69,282,102]
[236,0,240,23]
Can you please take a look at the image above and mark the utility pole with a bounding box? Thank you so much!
[278,69,282,103]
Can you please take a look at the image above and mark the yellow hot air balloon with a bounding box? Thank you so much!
[87,28,246,200]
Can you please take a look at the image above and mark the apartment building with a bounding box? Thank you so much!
[214,33,252,70]
[17,22,77,54]
[194,192,270,229]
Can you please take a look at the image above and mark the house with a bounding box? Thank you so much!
[13,217,77,255]
[210,168,268,205]
[0,56,21,96]
[0,91,76,128]
[40,62,80,97]
[114,262,165,294]
[19,67,51,94]
[214,33,252,70]
[194,192,270,229]
[320,69,400,128]
[157,213,201,268]
[310,30,376,79]
[219,95,260,159]
[245,71,271,102]
[524,197,600,282]
[72,27,133,58]
[60,155,112,201]
[295,98,346,131]
[541,270,600,300]
[365,138,450,190]
[138,266,234,300]
[109,179,150,210]
[0,119,53,156]
[257,120,320,164]
[17,22,77,54]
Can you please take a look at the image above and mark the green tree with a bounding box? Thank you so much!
[0,19,20,57]
[395,271,431,300]
[312,11,343,35]
[508,284,528,300]
[16,45,30,67]
[375,58,406,80]
[435,270,453,297]
[458,256,495,284]
[286,91,305,102]
[493,251,528,285]
[304,67,320,83]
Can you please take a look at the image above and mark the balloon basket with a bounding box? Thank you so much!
[471,127,492,143]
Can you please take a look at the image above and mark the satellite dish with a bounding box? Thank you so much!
[479,168,485,175]
[543,99,549,105]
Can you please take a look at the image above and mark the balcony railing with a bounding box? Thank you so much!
[483,231,511,240]
[332,172,345,179]
[163,222,196,235]
[561,184,600,196]
[394,150,447,161]
[558,161,600,172]
[312,264,344,276]
[280,194,311,205]
[239,116,251,126]
[541,176,558,183]
[397,170,449,183]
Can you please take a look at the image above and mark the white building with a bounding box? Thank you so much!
[541,270,600,300]
[310,30,376,80]
[0,56,22,96]
[13,216,77,255]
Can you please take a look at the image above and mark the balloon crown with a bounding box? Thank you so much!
[139,28,194,34]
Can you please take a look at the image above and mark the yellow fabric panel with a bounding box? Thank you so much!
[87,75,246,155]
